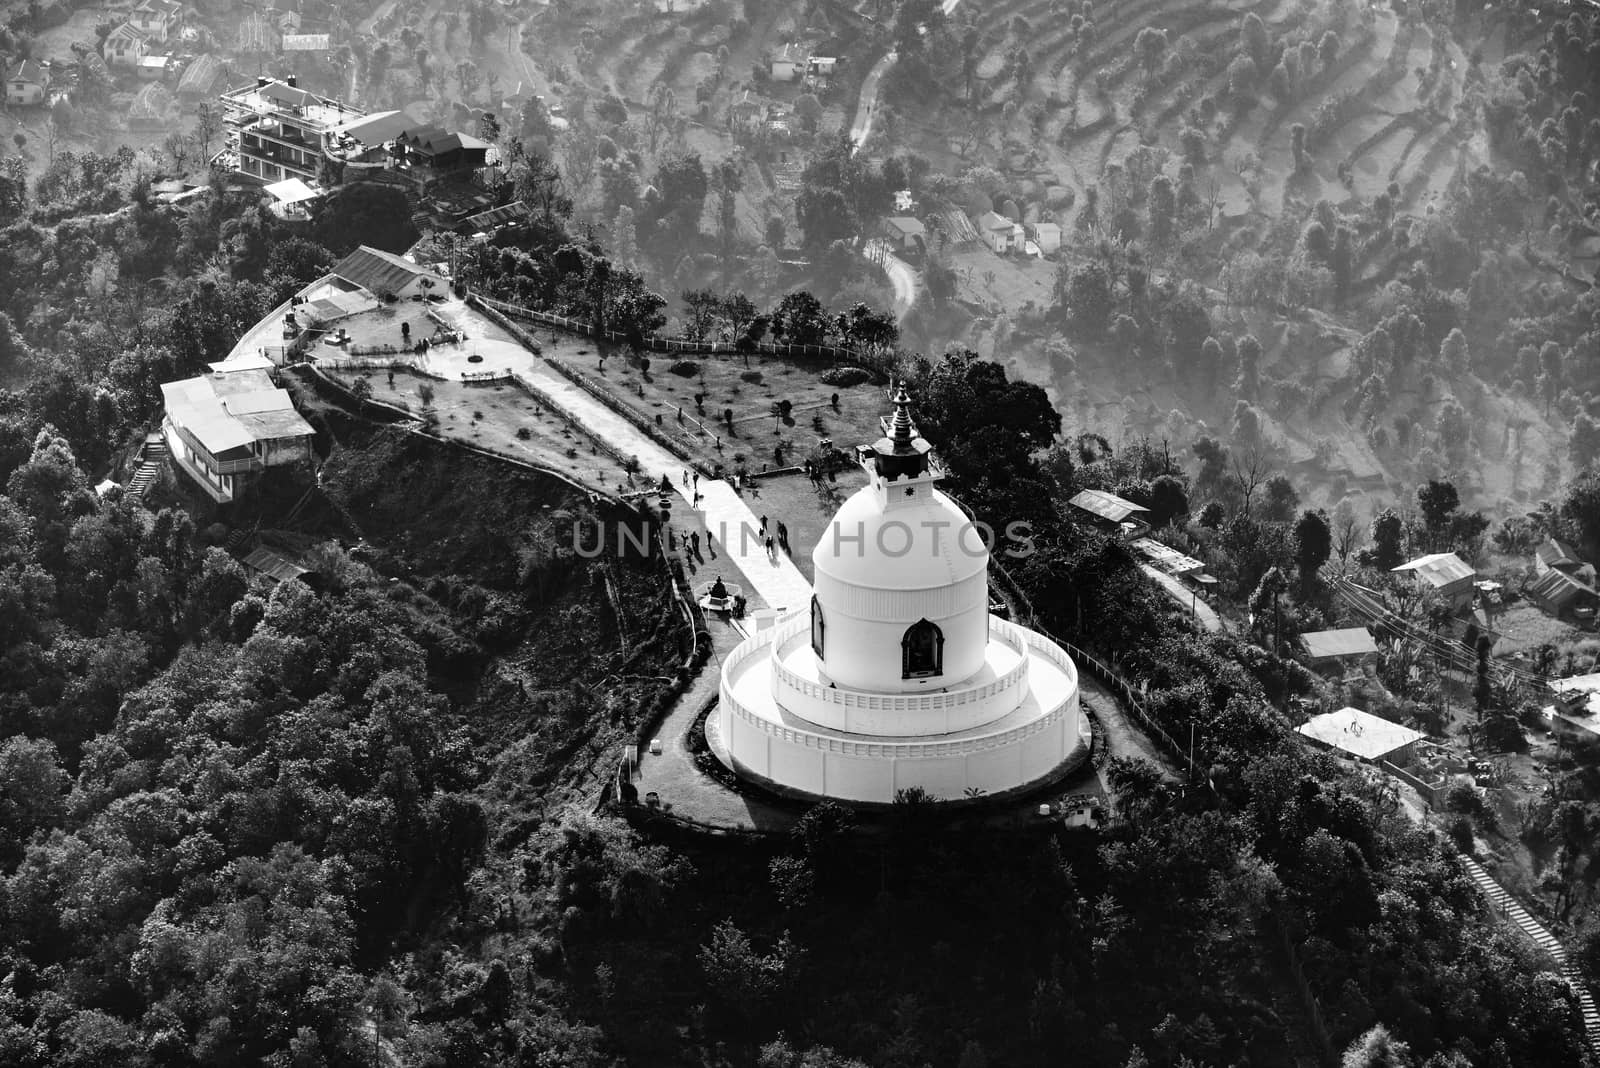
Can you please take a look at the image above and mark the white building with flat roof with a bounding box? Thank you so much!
[1297,707,1423,766]
[159,363,315,504]
[711,386,1087,804]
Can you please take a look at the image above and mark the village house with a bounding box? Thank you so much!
[882,216,926,253]
[159,360,315,505]
[6,60,49,106]
[105,23,148,69]
[1391,552,1476,611]
[1534,537,1589,577]
[730,89,770,133]
[1528,567,1599,624]
[128,0,184,43]
[976,210,1024,254]
[893,189,916,213]
[803,55,837,86]
[1548,673,1600,745]
[770,43,803,82]
[1299,627,1381,675]
[1029,220,1062,255]
[1297,706,1424,768]
[1068,488,1150,540]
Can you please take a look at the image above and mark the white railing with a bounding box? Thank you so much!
[766,615,1033,715]
[719,620,1080,760]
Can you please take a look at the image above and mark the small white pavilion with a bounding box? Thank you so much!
[711,387,1087,803]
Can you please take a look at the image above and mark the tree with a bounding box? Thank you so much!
[1417,479,1460,543]
[1147,175,1177,251]
[1364,509,1406,570]
[193,101,221,161]
[1341,1024,1415,1068]
[794,93,823,134]
[1440,327,1469,375]
[771,291,831,346]
[1572,412,1600,470]
[1135,26,1168,75]
[1262,474,1299,521]
[1234,334,1262,399]
[1060,262,1113,336]
[646,150,708,246]
[612,205,639,268]
[1294,509,1331,594]
[311,184,420,255]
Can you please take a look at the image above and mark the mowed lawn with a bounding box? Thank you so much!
[597,349,893,474]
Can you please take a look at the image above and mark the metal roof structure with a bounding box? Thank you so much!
[263,177,320,205]
[1391,552,1473,588]
[1529,567,1597,608]
[1130,537,1203,576]
[1297,707,1423,763]
[160,367,313,457]
[1300,627,1380,662]
[456,200,527,234]
[1537,538,1584,570]
[328,109,412,145]
[207,353,276,373]
[243,546,311,584]
[1069,488,1149,525]
[885,216,926,236]
[330,245,444,297]
[281,34,331,51]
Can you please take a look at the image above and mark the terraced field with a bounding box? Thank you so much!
[882,0,1580,516]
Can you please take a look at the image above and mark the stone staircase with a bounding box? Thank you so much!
[126,436,168,500]
[1460,856,1600,1052]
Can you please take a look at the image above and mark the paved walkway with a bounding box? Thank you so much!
[633,615,801,833]
[1139,564,1223,633]
[864,239,918,323]
[390,300,813,616]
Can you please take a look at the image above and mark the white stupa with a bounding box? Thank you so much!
[710,386,1088,803]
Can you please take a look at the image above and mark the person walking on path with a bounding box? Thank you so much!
[759,515,768,534]
[765,534,776,560]
[777,521,789,552]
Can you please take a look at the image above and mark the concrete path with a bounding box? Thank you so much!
[849,51,897,153]
[632,615,801,833]
[864,239,918,322]
[407,300,814,617]
[1139,564,1223,633]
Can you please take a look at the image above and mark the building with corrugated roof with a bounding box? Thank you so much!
[1391,552,1475,609]
[329,246,446,300]
[6,60,50,106]
[1068,488,1150,540]
[159,363,315,503]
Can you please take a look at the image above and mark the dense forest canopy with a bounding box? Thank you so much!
[2,1,1600,1063]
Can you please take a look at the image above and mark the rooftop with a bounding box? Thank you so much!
[8,60,48,84]
[1529,566,1598,606]
[1391,551,1473,588]
[1130,537,1203,576]
[1537,538,1584,569]
[1297,707,1423,762]
[885,216,926,236]
[330,245,445,297]
[161,367,314,456]
[1550,673,1600,736]
[1069,488,1149,525]
[1300,627,1380,662]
